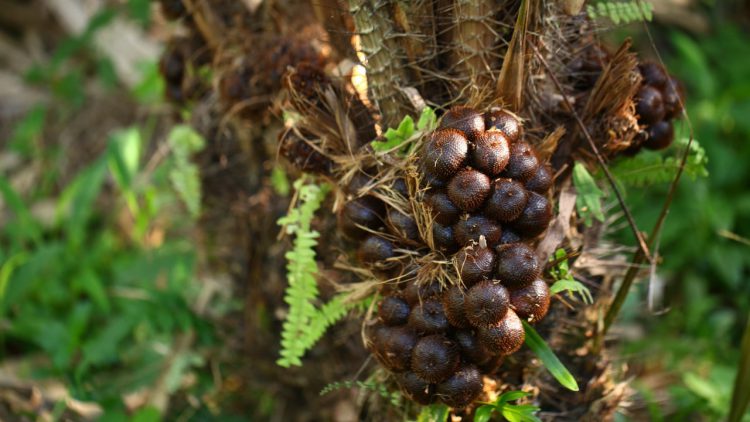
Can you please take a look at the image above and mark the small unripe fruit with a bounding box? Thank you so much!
[392,178,409,198]
[440,106,485,140]
[525,164,554,194]
[662,77,684,119]
[454,215,502,247]
[422,129,469,180]
[455,247,496,285]
[639,62,668,88]
[499,229,521,245]
[484,110,521,142]
[409,300,450,334]
[504,142,540,182]
[510,279,550,323]
[378,295,410,326]
[338,197,384,239]
[435,364,483,408]
[421,170,448,189]
[442,286,470,328]
[432,223,459,254]
[447,169,491,212]
[465,281,510,327]
[477,309,525,355]
[346,171,374,195]
[636,85,666,125]
[397,372,435,405]
[357,235,395,264]
[512,192,553,238]
[411,335,459,383]
[643,121,674,150]
[404,281,442,305]
[484,179,529,222]
[453,330,492,364]
[495,243,541,288]
[374,326,418,372]
[426,191,461,225]
[472,131,510,176]
[387,208,420,243]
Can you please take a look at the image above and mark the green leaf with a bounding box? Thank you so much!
[167,125,205,157]
[497,390,532,404]
[548,249,593,304]
[609,137,709,187]
[131,406,161,422]
[417,107,437,131]
[73,269,111,312]
[9,105,46,156]
[417,403,450,422]
[474,405,494,422]
[684,372,724,411]
[271,166,290,196]
[169,162,202,218]
[108,127,142,192]
[475,391,539,422]
[372,115,415,153]
[56,157,108,243]
[132,61,166,105]
[550,279,594,304]
[523,321,579,391]
[0,253,28,305]
[167,125,206,218]
[502,404,543,422]
[572,162,605,226]
[0,175,42,245]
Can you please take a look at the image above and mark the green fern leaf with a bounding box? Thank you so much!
[320,378,401,406]
[277,179,359,368]
[587,0,653,24]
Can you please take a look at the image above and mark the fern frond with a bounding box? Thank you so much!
[587,0,654,24]
[277,178,336,368]
[321,377,401,406]
[610,138,709,187]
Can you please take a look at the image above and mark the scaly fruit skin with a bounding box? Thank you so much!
[347,106,557,408]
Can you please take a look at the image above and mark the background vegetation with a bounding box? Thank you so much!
[0,0,748,420]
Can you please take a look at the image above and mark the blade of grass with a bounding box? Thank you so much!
[522,321,579,391]
[729,315,750,422]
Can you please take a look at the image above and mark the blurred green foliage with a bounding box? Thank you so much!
[613,21,750,421]
[0,4,217,420]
